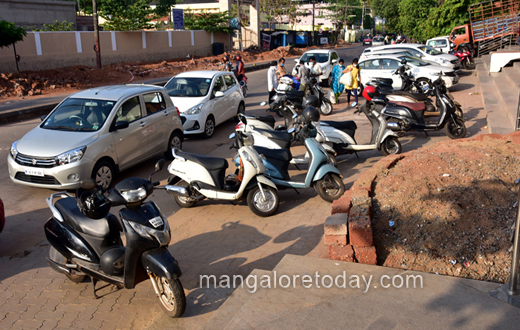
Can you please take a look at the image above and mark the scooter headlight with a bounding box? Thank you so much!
[128,221,153,239]
[121,187,147,203]
[127,216,171,246]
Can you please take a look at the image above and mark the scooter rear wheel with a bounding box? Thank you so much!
[173,181,198,208]
[380,136,402,156]
[247,186,279,217]
[314,174,345,203]
[445,117,467,139]
[151,274,186,318]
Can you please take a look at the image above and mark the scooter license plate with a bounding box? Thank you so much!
[24,167,44,177]
[149,216,164,228]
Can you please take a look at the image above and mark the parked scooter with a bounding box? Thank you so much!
[44,160,186,318]
[274,76,333,116]
[376,78,467,139]
[232,107,345,202]
[316,99,402,159]
[163,147,280,217]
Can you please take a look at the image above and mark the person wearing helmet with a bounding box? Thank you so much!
[222,56,232,72]
[343,58,361,109]
[235,55,247,84]
[267,60,278,104]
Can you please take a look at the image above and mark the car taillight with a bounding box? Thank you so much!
[176,107,181,117]
[235,122,244,130]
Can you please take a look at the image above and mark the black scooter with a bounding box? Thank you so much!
[275,77,333,116]
[380,77,467,139]
[44,159,186,318]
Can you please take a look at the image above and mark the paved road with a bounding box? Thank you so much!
[0,43,490,329]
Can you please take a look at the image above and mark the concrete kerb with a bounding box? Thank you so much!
[325,130,520,264]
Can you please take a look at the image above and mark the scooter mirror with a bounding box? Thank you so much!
[260,101,267,106]
[288,127,295,133]
[80,179,97,190]
[229,133,236,139]
[155,159,165,172]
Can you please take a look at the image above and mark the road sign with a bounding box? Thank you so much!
[172,9,184,30]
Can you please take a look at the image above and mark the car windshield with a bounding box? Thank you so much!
[418,45,442,55]
[373,37,384,42]
[300,53,329,63]
[165,77,212,97]
[398,56,430,66]
[41,98,114,131]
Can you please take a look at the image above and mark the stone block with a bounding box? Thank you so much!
[324,234,347,246]
[353,246,377,265]
[348,216,373,247]
[351,188,371,207]
[331,191,351,215]
[349,205,372,219]
[324,213,348,236]
[352,171,377,192]
[329,244,354,262]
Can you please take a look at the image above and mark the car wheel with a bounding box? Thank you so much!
[235,102,245,122]
[202,115,215,139]
[92,160,114,190]
[165,131,182,160]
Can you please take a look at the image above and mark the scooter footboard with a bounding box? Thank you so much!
[313,165,342,182]
[141,248,182,280]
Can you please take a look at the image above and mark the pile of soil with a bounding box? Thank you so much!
[372,136,520,283]
[0,43,349,102]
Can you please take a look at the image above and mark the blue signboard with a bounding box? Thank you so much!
[172,9,184,30]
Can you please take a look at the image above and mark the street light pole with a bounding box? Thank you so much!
[92,0,101,69]
[237,0,242,51]
[312,0,315,46]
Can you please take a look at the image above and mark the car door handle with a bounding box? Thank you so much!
[164,111,170,116]
[139,122,147,127]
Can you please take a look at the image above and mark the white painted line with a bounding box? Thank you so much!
[168,31,172,47]
[191,31,194,46]
[75,32,82,53]
[34,32,42,55]
[111,31,117,51]
[142,31,147,49]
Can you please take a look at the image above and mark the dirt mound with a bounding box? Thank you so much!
[0,44,342,102]
[372,135,520,283]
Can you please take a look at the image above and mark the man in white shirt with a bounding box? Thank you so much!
[309,56,322,91]
[267,61,278,104]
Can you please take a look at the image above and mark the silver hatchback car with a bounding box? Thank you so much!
[8,84,184,189]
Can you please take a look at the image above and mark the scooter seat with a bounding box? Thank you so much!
[285,90,305,98]
[372,78,393,86]
[389,91,428,102]
[321,120,358,131]
[253,146,292,162]
[255,128,292,142]
[176,150,228,171]
[393,101,426,112]
[253,115,276,127]
[55,197,112,238]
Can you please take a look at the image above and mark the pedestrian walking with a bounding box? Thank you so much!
[276,58,286,81]
[267,61,278,104]
[297,60,310,94]
[343,58,361,109]
[331,58,345,104]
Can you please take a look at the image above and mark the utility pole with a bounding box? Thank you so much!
[237,0,242,51]
[92,0,101,68]
[312,0,315,46]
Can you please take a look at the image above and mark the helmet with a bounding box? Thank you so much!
[302,95,319,108]
[362,85,380,101]
[236,55,242,61]
[301,106,320,124]
[223,56,229,61]
[76,188,109,219]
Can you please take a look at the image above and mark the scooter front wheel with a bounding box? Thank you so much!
[314,174,345,203]
[380,136,402,156]
[247,186,279,217]
[150,274,186,318]
[445,117,467,139]
[319,99,333,116]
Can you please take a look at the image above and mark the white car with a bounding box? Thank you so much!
[358,55,459,90]
[292,49,339,86]
[164,71,245,138]
[426,36,456,54]
[361,43,461,71]
[371,36,385,47]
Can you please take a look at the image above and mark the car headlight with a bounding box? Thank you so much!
[121,187,147,203]
[429,72,441,76]
[56,146,86,165]
[10,141,18,158]
[185,103,203,115]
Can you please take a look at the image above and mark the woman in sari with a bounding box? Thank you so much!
[330,58,345,104]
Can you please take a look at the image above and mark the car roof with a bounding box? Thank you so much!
[359,55,405,62]
[303,49,333,54]
[70,84,164,101]
[174,70,222,78]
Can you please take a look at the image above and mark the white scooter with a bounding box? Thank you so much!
[163,148,280,217]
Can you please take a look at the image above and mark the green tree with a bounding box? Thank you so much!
[371,0,400,32]
[98,0,177,31]
[422,0,480,40]
[397,0,436,41]
[31,20,75,31]
[184,10,234,34]
[0,20,27,72]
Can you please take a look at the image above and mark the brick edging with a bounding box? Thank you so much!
[324,130,520,264]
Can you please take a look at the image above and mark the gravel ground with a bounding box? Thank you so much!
[372,136,520,283]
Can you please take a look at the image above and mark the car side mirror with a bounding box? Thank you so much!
[40,115,47,121]
[113,121,129,130]
[215,91,225,98]
[295,58,299,63]
[80,179,97,190]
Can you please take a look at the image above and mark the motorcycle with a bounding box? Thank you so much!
[163,147,280,217]
[316,99,402,159]
[275,76,333,116]
[231,119,345,202]
[379,78,467,139]
[44,159,186,318]
[452,49,475,70]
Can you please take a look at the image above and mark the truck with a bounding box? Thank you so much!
[450,0,520,56]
